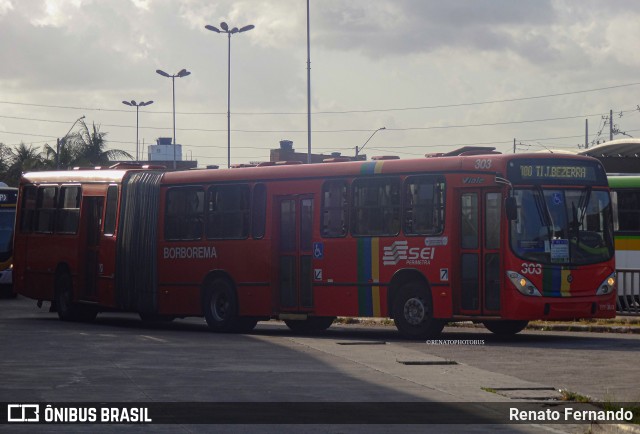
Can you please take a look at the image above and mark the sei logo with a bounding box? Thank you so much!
[521,263,542,275]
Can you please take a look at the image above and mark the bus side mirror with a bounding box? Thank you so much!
[505,197,517,221]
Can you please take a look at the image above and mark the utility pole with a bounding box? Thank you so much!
[610,109,613,141]
[585,119,588,149]
[513,138,516,154]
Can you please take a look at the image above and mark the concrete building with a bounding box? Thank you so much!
[269,140,366,164]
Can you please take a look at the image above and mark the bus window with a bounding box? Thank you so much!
[103,185,119,236]
[321,180,348,238]
[251,184,267,239]
[20,186,37,232]
[206,184,250,239]
[56,186,81,234]
[35,186,57,234]
[616,190,640,232]
[165,187,204,241]
[403,175,445,236]
[352,178,400,236]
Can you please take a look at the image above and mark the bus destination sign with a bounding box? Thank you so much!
[519,165,591,180]
[508,159,604,185]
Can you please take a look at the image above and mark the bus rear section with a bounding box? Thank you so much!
[0,185,18,297]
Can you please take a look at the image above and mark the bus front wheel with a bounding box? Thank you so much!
[203,279,257,333]
[54,273,97,322]
[392,281,444,339]
[483,320,529,336]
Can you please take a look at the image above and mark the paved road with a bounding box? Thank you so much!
[1,295,638,433]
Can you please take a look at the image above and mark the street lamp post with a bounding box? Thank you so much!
[355,127,386,158]
[156,68,191,170]
[56,115,85,170]
[205,21,254,168]
[122,100,154,161]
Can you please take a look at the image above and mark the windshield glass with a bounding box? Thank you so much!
[510,188,613,265]
[0,209,15,257]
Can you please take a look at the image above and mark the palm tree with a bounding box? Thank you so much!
[5,143,46,185]
[70,120,132,166]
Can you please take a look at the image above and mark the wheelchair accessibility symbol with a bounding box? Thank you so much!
[313,242,324,259]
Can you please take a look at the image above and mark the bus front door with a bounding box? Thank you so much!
[276,195,314,312]
[455,189,502,316]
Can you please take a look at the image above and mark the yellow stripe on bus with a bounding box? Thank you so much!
[561,268,572,296]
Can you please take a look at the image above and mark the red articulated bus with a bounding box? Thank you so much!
[13,149,617,338]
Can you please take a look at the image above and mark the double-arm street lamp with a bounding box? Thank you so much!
[56,115,85,170]
[122,100,154,161]
[355,127,386,158]
[156,68,191,170]
[205,21,254,168]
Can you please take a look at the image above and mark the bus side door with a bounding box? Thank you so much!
[455,189,502,316]
[80,196,103,300]
[276,195,314,312]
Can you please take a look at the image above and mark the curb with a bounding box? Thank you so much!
[337,317,640,334]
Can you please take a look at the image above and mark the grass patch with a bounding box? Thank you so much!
[481,387,497,394]
[560,389,640,424]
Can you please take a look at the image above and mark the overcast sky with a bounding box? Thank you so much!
[1,0,640,168]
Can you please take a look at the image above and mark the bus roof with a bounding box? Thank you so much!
[162,152,603,185]
[21,169,135,184]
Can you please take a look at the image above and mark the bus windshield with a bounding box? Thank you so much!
[0,208,15,260]
[510,187,613,265]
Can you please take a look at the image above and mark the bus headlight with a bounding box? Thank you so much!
[507,271,542,297]
[596,273,616,295]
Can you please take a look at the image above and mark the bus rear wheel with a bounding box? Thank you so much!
[483,320,529,336]
[392,281,444,339]
[284,317,335,333]
[203,279,257,333]
[54,273,97,322]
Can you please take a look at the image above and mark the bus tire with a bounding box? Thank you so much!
[483,320,529,336]
[54,272,97,322]
[284,316,335,333]
[203,279,257,333]
[392,281,444,339]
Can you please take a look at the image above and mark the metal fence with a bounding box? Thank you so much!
[617,268,640,315]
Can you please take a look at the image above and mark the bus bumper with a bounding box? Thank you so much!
[509,295,617,320]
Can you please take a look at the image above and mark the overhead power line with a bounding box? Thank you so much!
[1,82,639,116]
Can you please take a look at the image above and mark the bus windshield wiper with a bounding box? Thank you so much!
[534,186,553,241]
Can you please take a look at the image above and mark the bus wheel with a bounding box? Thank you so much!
[392,281,444,339]
[284,317,335,333]
[203,279,257,333]
[483,320,529,336]
[54,273,97,322]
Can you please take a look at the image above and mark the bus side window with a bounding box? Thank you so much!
[403,175,445,236]
[321,180,348,238]
[35,186,58,234]
[351,178,400,236]
[165,187,204,241]
[617,190,640,232]
[207,184,250,239]
[20,186,37,233]
[251,183,267,239]
[103,185,118,236]
[56,186,81,234]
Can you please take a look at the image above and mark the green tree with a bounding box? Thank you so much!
[70,120,132,166]
[4,143,45,186]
